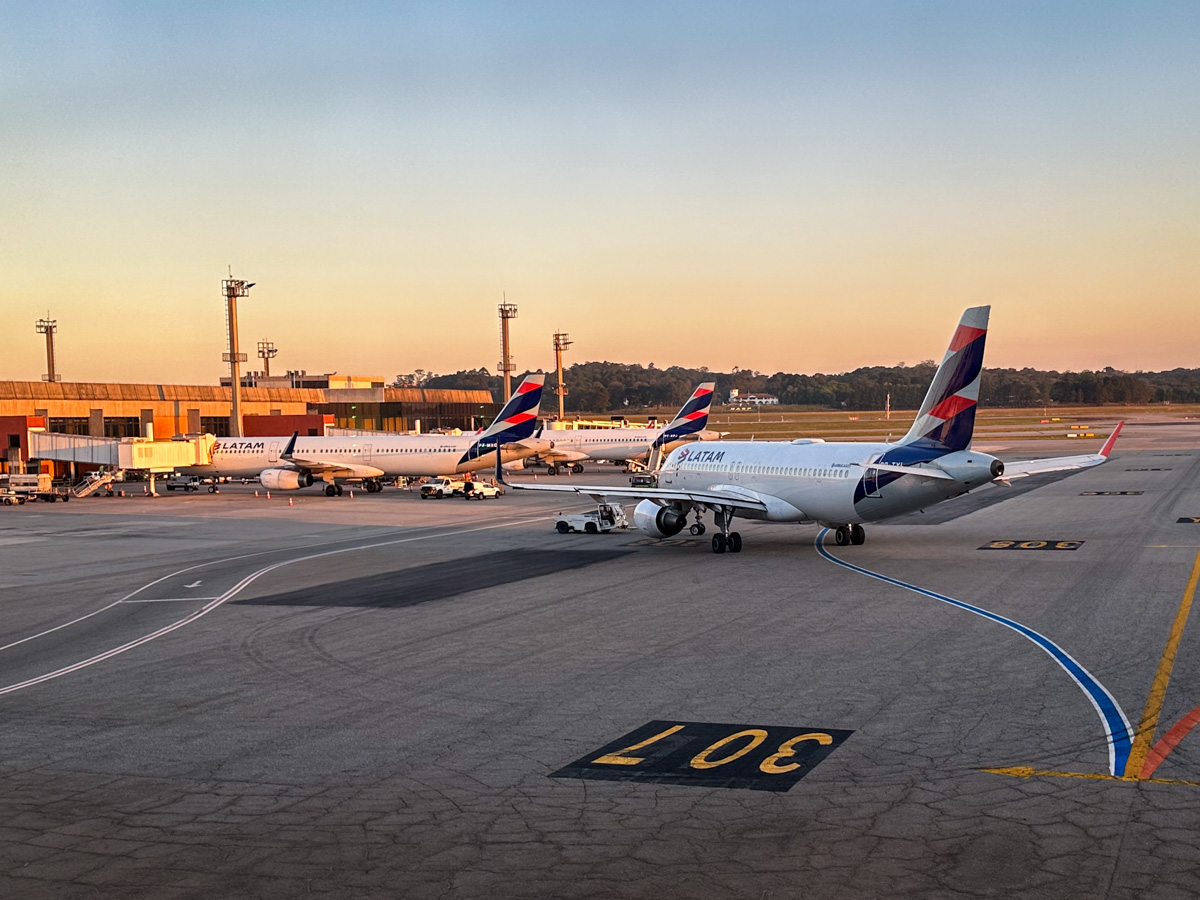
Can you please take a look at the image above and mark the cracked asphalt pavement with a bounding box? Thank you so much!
[3,427,1200,898]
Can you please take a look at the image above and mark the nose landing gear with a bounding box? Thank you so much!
[834,524,866,546]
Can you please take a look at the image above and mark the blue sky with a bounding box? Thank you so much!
[3,2,1198,383]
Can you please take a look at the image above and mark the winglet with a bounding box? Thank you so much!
[282,431,299,459]
[1099,421,1124,458]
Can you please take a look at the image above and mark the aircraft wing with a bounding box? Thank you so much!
[998,422,1123,481]
[502,479,769,512]
[279,433,385,478]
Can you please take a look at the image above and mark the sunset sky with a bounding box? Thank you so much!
[3,2,1198,385]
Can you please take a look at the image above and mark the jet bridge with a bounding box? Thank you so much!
[28,431,216,472]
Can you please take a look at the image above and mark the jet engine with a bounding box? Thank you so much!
[259,468,313,491]
[633,499,687,538]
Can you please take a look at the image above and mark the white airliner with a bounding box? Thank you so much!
[522,383,720,475]
[501,307,1123,553]
[188,374,549,496]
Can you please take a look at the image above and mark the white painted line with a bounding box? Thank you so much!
[0,516,551,696]
[120,597,220,604]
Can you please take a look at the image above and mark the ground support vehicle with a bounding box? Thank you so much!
[463,482,503,500]
[2,474,72,502]
[0,490,26,506]
[166,476,201,492]
[419,477,465,499]
[545,463,585,476]
[555,503,628,534]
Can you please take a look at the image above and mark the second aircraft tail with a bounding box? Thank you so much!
[652,382,716,448]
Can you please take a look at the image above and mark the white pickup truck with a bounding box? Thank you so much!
[419,477,465,499]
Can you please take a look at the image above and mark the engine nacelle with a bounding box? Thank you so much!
[633,499,687,538]
[259,468,312,491]
[934,451,1004,488]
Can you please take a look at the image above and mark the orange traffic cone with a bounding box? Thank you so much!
[266,490,271,500]
[255,490,259,497]
[288,497,293,507]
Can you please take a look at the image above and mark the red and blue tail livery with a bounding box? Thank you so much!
[898,305,989,454]
[464,373,546,460]
[653,382,716,448]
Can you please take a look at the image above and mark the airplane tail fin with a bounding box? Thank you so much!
[898,306,990,452]
[474,374,546,448]
[652,382,716,448]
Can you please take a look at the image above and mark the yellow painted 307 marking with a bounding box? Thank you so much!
[593,724,684,765]
[689,729,768,769]
[759,732,833,774]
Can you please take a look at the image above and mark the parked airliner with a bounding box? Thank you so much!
[522,383,720,475]
[502,307,1122,552]
[188,374,549,495]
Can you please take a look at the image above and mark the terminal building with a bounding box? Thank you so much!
[0,380,498,474]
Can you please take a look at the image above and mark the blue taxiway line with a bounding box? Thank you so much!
[815,530,1133,777]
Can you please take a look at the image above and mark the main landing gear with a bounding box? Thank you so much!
[362,479,383,493]
[711,508,741,554]
[833,524,866,546]
[324,483,344,497]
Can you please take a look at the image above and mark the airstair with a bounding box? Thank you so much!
[73,470,125,498]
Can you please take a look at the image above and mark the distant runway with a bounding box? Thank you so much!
[2,430,1200,898]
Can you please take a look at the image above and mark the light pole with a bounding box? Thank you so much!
[552,331,572,420]
[497,300,518,401]
[222,277,254,437]
[36,316,60,383]
[257,340,277,378]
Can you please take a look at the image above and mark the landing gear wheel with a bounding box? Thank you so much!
[850,524,866,545]
[546,466,559,476]
[325,484,338,497]
[689,523,706,536]
[728,532,742,553]
[571,464,584,475]
[336,484,344,496]
[712,533,727,554]
[556,521,570,534]
[834,526,851,546]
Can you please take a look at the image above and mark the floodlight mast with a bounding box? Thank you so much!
[552,331,573,420]
[222,278,253,437]
[257,340,277,377]
[497,300,518,401]
[36,316,60,383]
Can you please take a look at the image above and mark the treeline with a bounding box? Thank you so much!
[395,364,1200,412]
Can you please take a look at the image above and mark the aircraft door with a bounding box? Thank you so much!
[268,441,280,464]
[364,444,372,465]
[863,459,883,498]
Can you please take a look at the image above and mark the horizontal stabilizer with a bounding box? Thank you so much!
[999,422,1123,481]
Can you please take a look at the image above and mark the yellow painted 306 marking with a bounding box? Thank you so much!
[593,724,684,766]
